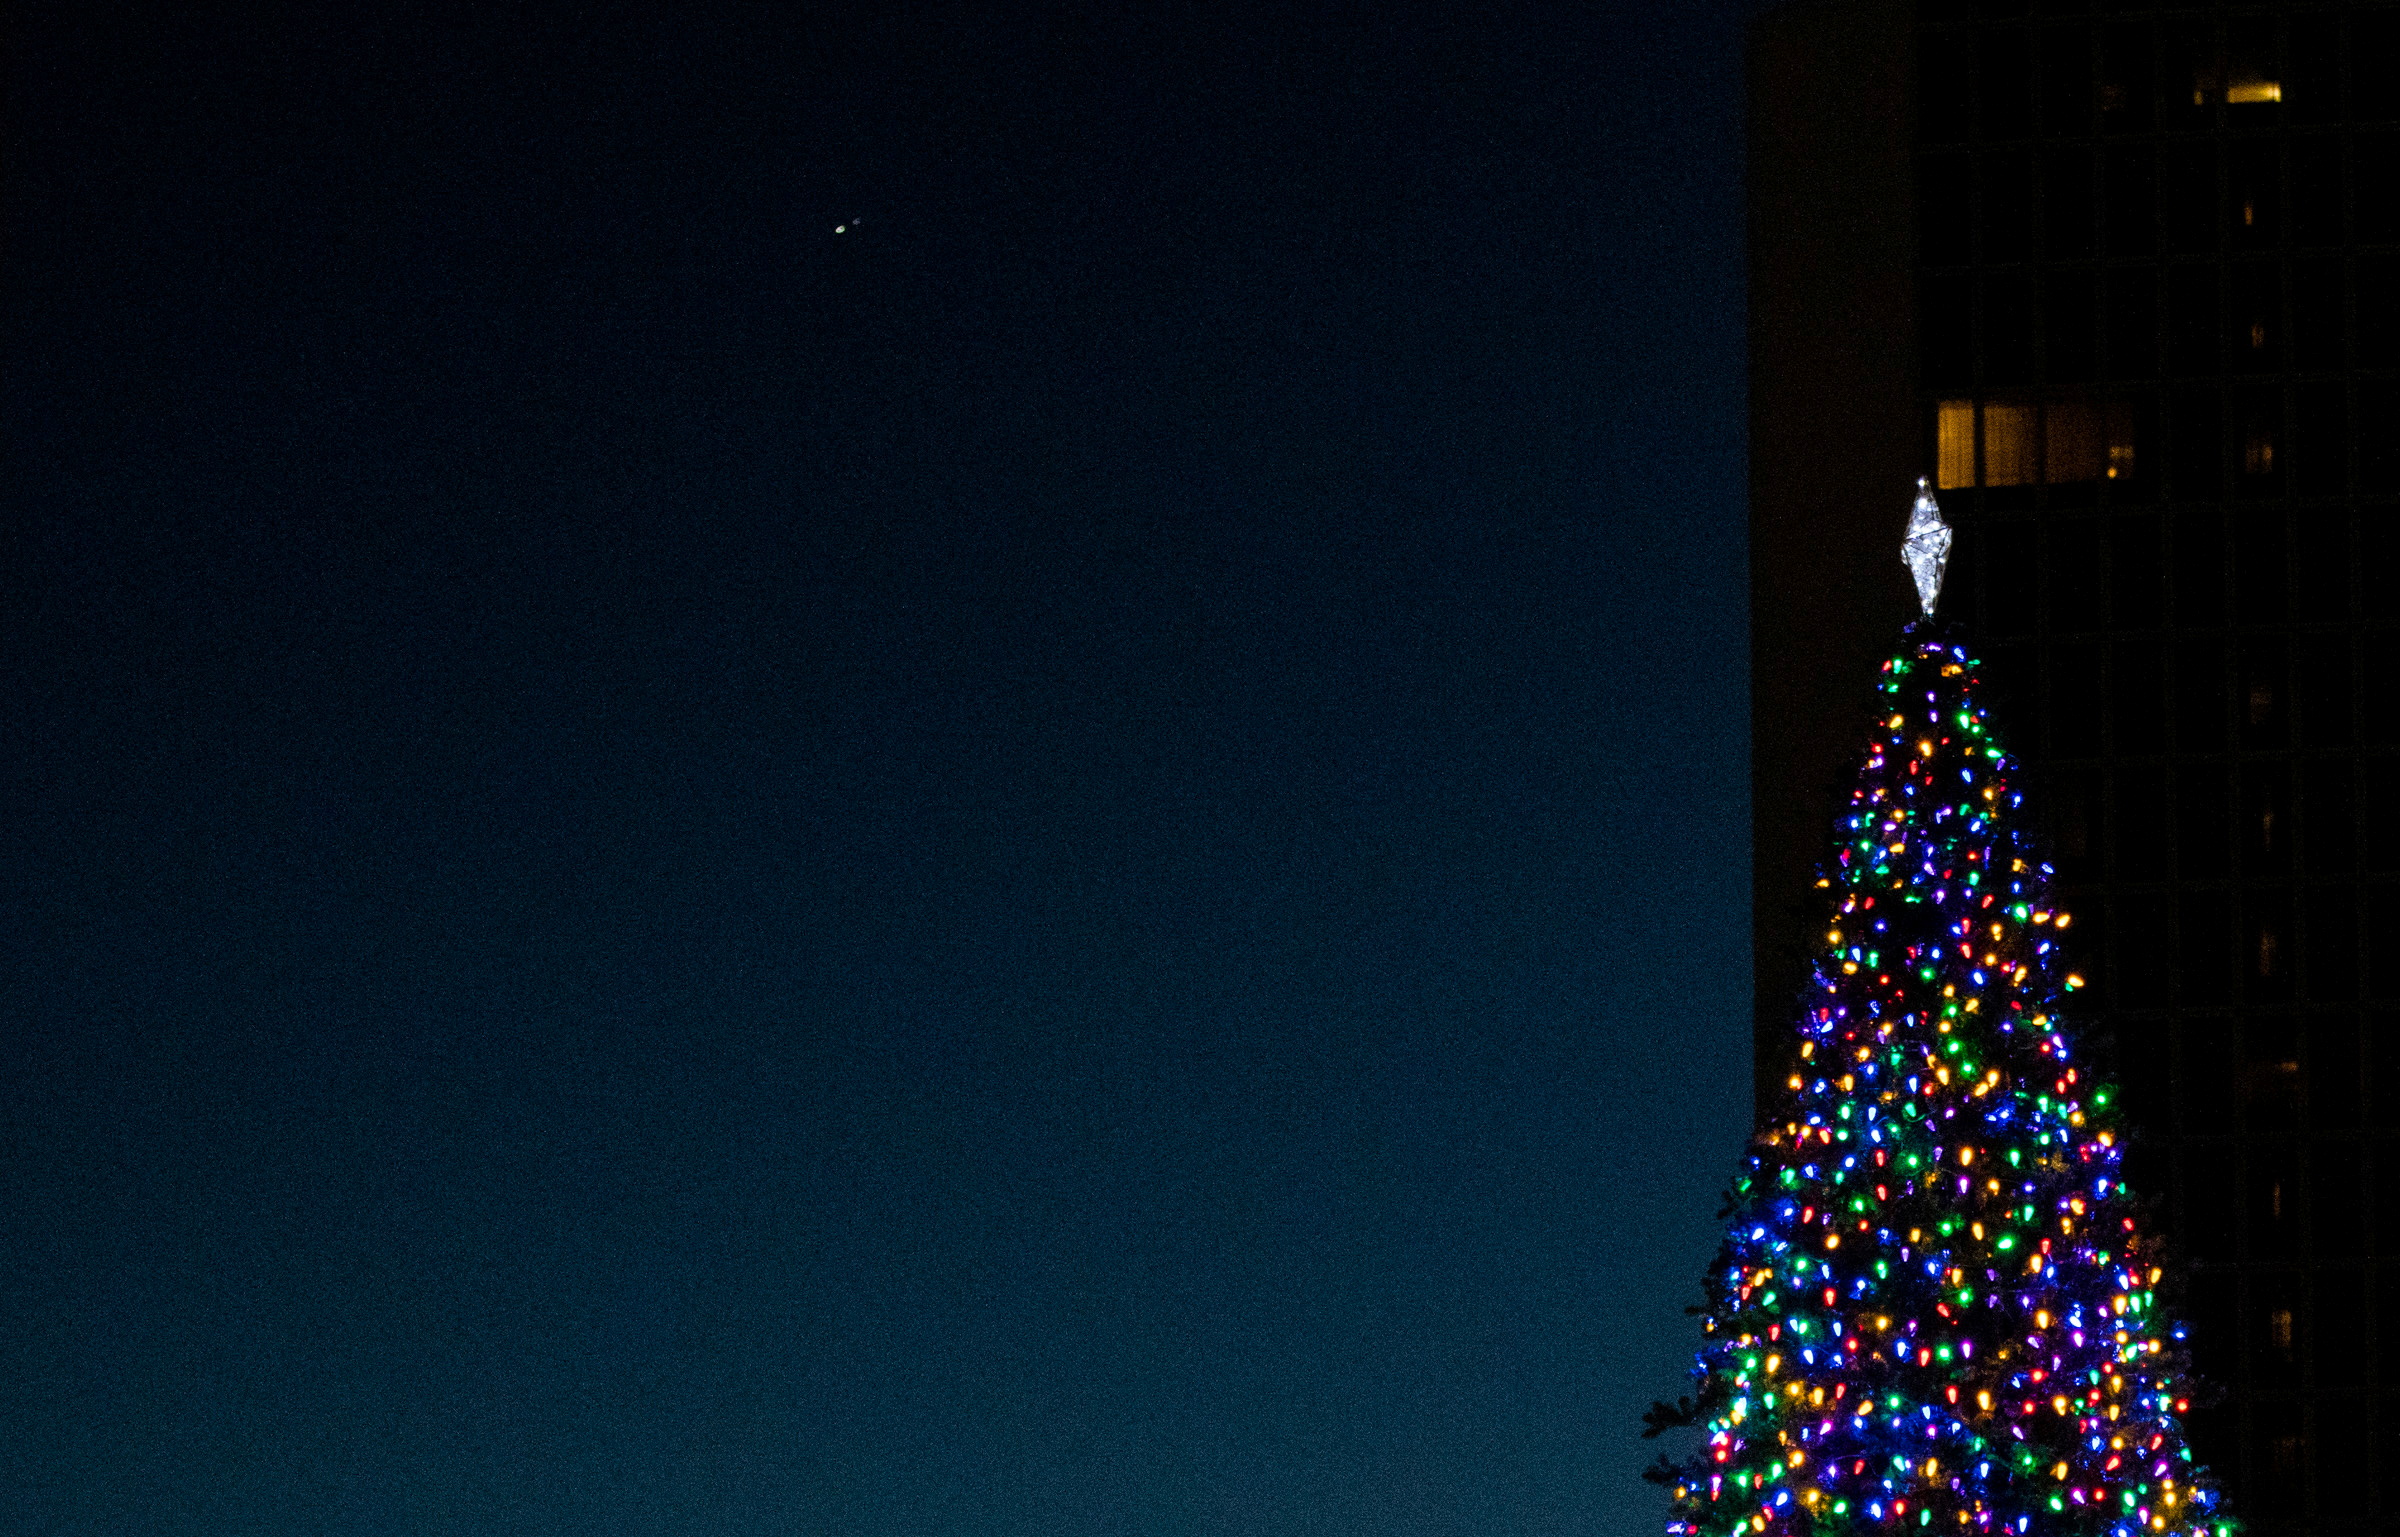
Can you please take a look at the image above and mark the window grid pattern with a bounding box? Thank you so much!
[1914,4,2398,1530]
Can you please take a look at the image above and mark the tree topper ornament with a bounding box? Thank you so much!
[1902,477,1953,618]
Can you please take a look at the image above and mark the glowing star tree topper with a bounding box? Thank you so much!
[1901,480,1953,618]
[1642,554,2230,1537]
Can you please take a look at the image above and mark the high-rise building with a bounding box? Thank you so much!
[1748,4,2400,1531]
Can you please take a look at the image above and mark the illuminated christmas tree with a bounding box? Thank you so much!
[1646,486,2231,1537]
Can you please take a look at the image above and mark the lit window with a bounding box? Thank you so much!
[1936,401,1975,490]
[2191,61,2281,107]
[1983,402,2037,487]
[2045,404,2102,484]
[1932,401,2134,488]
[2269,1308,2293,1351]
[2053,401,2136,484]
[2245,426,2276,476]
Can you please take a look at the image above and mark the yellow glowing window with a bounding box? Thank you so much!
[2193,62,2281,107]
[1936,401,1976,490]
[1934,400,2134,489]
[1984,402,2038,487]
[2244,425,2276,476]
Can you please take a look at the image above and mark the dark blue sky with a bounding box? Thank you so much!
[5,4,1759,1531]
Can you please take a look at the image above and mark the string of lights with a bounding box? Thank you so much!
[1658,623,2231,1537]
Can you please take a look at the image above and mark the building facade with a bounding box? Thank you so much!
[1749,3,2400,1531]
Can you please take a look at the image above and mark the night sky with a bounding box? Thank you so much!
[5,4,1761,1531]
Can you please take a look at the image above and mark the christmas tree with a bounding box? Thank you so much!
[1647,487,2230,1537]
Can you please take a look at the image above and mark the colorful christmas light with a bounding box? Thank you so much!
[1651,622,2230,1537]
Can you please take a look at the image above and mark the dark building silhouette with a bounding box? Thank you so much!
[1749,3,2400,1531]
